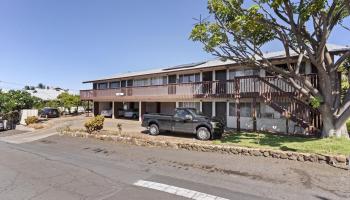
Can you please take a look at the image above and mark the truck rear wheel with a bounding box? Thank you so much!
[196,127,211,140]
[149,124,159,136]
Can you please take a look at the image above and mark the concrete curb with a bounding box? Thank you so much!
[60,131,349,170]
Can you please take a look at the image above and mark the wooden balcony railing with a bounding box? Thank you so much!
[80,74,318,101]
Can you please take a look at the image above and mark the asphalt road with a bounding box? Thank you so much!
[0,135,349,200]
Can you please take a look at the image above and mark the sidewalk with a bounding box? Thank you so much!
[0,116,85,144]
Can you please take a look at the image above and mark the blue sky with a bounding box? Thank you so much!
[0,0,349,91]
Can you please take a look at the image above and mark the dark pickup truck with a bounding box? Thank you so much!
[141,108,224,140]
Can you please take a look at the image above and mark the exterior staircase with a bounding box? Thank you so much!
[255,76,321,134]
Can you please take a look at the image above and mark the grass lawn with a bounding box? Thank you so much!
[213,132,350,156]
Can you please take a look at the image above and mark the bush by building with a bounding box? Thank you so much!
[84,115,105,134]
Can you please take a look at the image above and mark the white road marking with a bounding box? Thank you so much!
[133,180,229,200]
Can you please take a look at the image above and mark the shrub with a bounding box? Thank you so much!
[25,116,39,125]
[347,120,350,133]
[84,115,105,134]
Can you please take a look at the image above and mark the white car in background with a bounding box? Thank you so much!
[100,109,113,118]
[0,119,5,131]
[124,109,139,119]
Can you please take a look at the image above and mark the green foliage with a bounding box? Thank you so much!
[84,115,105,134]
[190,0,276,53]
[0,90,41,114]
[57,92,81,113]
[215,132,350,156]
[25,116,39,125]
[346,120,350,133]
[310,96,322,109]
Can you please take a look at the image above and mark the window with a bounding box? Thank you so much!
[179,73,200,83]
[127,80,133,87]
[174,109,188,118]
[229,69,259,79]
[121,80,126,87]
[110,81,120,89]
[229,102,260,117]
[151,76,167,85]
[229,103,236,116]
[134,78,150,87]
[98,83,108,89]
[178,102,201,111]
[241,103,252,117]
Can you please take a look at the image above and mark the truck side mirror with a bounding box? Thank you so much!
[184,114,193,121]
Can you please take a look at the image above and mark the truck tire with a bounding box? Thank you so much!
[196,127,211,140]
[149,124,159,136]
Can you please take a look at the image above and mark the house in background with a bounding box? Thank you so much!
[80,44,350,135]
[26,87,75,101]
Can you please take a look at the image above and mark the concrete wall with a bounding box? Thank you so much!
[20,109,38,125]
[227,116,301,133]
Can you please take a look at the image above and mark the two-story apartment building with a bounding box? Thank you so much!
[80,45,348,135]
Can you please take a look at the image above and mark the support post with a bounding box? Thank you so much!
[212,101,216,117]
[86,100,90,117]
[139,101,142,122]
[112,101,115,119]
[235,78,240,132]
[253,97,257,131]
[236,98,240,132]
[199,101,203,112]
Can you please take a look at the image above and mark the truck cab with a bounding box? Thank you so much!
[141,108,224,140]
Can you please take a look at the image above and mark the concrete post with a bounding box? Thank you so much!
[226,101,230,126]
[199,101,203,112]
[112,101,115,119]
[139,101,142,122]
[212,101,216,117]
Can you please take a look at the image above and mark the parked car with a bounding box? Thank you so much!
[100,109,113,118]
[117,109,125,117]
[0,119,5,131]
[124,109,139,119]
[40,108,60,118]
[141,108,224,140]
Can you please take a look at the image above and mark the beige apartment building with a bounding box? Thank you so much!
[80,45,349,135]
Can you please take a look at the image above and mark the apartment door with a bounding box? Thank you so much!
[202,71,213,94]
[215,70,227,94]
[202,102,212,117]
[215,102,227,125]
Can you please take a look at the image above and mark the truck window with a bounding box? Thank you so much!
[174,109,188,118]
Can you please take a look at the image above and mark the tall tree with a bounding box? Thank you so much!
[191,0,350,137]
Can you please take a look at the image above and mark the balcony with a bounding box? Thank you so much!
[80,75,318,101]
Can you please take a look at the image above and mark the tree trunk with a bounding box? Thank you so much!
[320,105,349,138]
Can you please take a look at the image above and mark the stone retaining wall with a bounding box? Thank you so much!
[60,131,349,170]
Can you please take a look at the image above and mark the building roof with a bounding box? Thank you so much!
[26,88,75,101]
[83,44,350,83]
